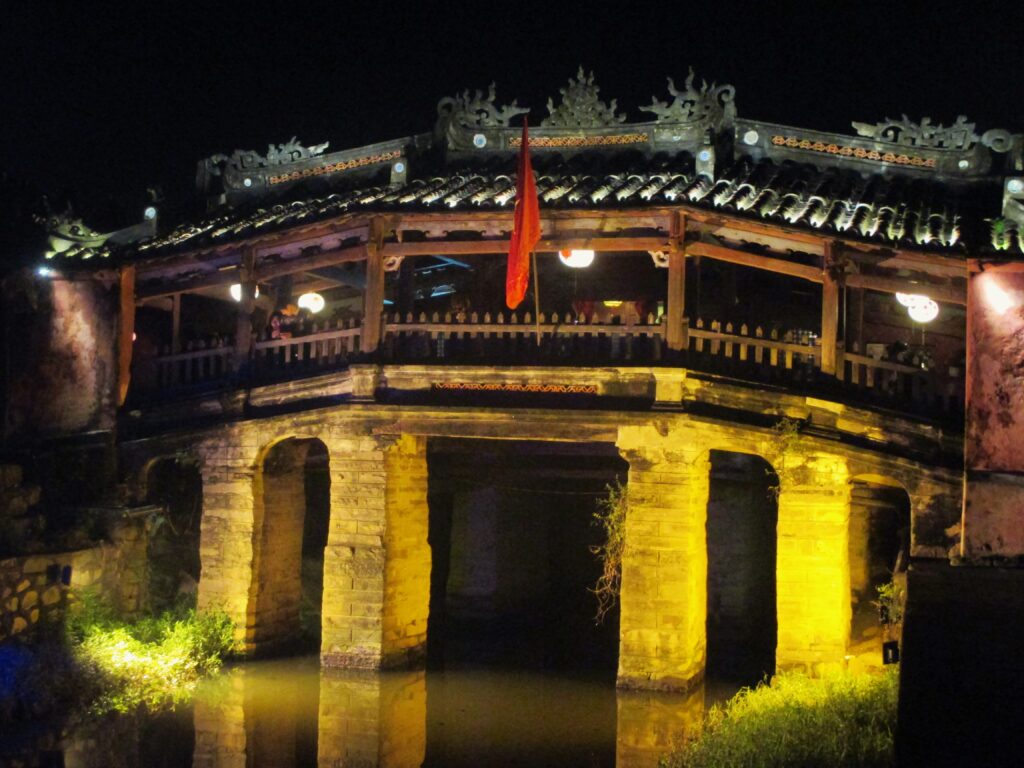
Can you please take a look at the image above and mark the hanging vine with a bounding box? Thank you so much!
[590,480,629,624]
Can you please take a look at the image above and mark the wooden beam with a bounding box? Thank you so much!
[255,243,368,281]
[821,243,840,376]
[844,273,965,305]
[380,236,671,258]
[687,240,823,282]
[137,267,240,300]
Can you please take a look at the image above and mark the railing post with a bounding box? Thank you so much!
[361,220,385,355]
[821,241,841,376]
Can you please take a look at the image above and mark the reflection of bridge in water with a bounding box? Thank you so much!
[52,659,706,767]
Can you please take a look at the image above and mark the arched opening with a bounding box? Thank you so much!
[145,456,203,612]
[705,450,778,685]
[252,438,330,652]
[426,438,627,674]
[848,476,911,665]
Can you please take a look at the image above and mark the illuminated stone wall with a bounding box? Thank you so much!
[775,452,851,672]
[321,433,431,669]
[250,439,315,650]
[142,381,956,685]
[616,425,710,690]
[5,277,119,442]
[0,515,148,641]
[963,268,1024,557]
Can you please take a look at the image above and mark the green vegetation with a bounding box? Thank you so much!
[874,580,906,626]
[661,669,900,768]
[591,480,629,623]
[2,595,234,722]
[67,597,235,714]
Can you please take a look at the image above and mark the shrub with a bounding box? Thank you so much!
[73,606,235,714]
[661,668,900,768]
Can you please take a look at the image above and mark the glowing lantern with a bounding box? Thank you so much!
[297,292,326,314]
[558,249,595,268]
[230,284,259,302]
[907,297,939,323]
[896,293,938,323]
[603,300,623,308]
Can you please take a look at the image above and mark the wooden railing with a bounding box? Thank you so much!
[146,339,234,390]
[252,319,362,376]
[132,312,963,418]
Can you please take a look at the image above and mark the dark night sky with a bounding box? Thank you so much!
[3,1,1023,231]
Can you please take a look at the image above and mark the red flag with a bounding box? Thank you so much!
[506,119,541,309]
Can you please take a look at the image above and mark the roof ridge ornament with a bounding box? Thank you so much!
[851,115,1013,153]
[640,68,736,126]
[202,137,331,176]
[436,83,530,128]
[541,67,626,128]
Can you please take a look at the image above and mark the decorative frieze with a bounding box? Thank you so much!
[851,114,1013,153]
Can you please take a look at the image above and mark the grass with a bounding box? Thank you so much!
[1,595,235,721]
[661,668,900,768]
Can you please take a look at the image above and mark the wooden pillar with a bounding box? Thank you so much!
[820,242,841,376]
[666,213,688,352]
[234,248,256,373]
[170,292,182,354]
[362,222,385,354]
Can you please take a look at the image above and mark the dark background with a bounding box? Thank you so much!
[2,1,1022,241]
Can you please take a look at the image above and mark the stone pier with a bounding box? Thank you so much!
[321,434,431,669]
[616,425,710,691]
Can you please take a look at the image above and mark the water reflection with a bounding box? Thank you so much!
[45,658,711,767]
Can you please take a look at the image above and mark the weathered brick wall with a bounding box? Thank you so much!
[775,452,852,672]
[320,433,430,669]
[250,439,311,650]
[0,515,148,641]
[196,429,260,649]
[617,425,710,691]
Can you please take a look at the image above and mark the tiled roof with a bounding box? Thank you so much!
[130,151,1001,259]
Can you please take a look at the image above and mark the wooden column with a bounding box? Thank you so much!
[665,214,688,352]
[233,248,256,373]
[170,292,182,354]
[362,222,385,354]
[820,242,841,376]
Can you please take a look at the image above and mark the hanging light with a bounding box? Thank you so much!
[230,284,259,302]
[558,249,595,268]
[297,291,326,313]
[907,297,939,323]
[896,293,938,323]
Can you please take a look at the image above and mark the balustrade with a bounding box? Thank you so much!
[132,313,962,418]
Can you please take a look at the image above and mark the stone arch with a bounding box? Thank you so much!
[705,449,779,684]
[847,472,912,668]
[248,434,332,653]
[142,454,204,611]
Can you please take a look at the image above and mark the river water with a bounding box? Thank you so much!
[9,656,737,768]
